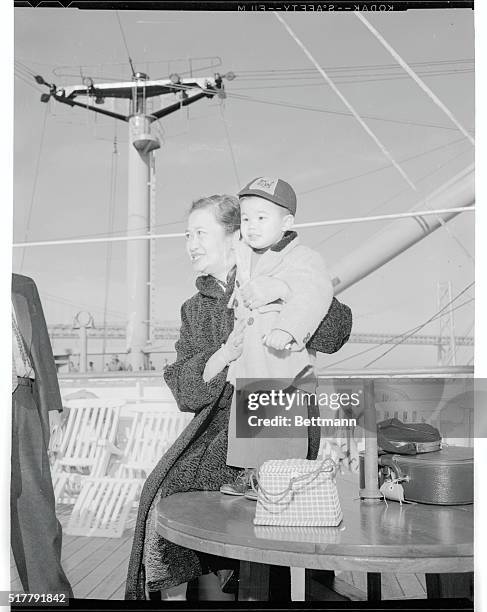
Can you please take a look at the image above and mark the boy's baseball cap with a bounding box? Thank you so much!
[238,177,297,215]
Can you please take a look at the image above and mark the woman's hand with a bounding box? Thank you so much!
[263,329,295,351]
[241,277,291,309]
[202,319,246,383]
[222,318,246,363]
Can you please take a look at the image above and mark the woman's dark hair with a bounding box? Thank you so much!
[189,194,240,235]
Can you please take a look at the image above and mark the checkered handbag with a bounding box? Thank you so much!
[253,458,343,526]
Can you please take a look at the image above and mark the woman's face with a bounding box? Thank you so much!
[185,208,235,281]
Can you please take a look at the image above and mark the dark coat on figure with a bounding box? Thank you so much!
[125,269,352,600]
[11,274,73,596]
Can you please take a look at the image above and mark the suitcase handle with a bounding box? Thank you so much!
[378,455,409,483]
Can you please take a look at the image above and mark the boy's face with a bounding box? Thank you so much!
[240,196,294,250]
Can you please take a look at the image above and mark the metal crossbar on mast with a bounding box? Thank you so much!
[34,69,235,370]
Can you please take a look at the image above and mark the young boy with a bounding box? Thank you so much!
[223,177,334,487]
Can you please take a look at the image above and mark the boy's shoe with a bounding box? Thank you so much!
[244,488,258,501]
[244,471,259,501]
[220,470,249,496]
[220,468,258,497]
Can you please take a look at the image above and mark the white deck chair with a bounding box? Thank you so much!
[48,420,68,468]
[52,399,124,504]
[65,408,192,537]
[118,409,192,479]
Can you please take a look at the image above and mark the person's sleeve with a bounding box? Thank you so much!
[273,249,334,350]
[307,297,353,354]
[30,279,64,413]
[164,304,229,414]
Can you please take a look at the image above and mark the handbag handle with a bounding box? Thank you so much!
[252,458,337,504]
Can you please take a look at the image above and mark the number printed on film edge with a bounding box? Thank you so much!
[2,592,69,606]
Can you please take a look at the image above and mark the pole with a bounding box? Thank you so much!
[126,74,160,371]
[127,114,150,371]
[79,325,88,373]
[360,380,382,502]
[73,311,93,374]
[148,152,157,366]
[437,281,457,366]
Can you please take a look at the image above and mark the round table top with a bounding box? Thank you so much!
[155,475,473,573]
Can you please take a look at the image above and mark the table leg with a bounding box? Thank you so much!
[291,567,305,601]
[425,573,473,600]
[237,562,291,601]
[367,572,382,601]
[269,565,291,600]
[238,561,270,601]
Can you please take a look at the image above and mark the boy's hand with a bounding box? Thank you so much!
[241,277,290,309]
[263,329,295,351]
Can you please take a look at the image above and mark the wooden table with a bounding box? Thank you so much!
[155,475,473,601]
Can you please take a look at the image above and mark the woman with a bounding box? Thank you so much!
[125,194,352,600]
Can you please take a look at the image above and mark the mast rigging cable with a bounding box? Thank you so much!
[355,13,474,146]
[312,146,474,260]
[115,11,136,78]
[12,206,474,249]
[218,101,241,189]
[363,286,474,368]
[273,13,416,191]
[13,134,468,247]
[19,104,49,272]
[326,283,474,368]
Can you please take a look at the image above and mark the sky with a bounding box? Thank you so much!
[13,7,475,369]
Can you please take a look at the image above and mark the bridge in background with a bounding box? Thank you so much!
[48,323,474,347]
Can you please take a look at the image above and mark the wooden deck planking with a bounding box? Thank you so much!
[349,571,366,593]
[73,544,132,598]
[69,535,132,596]
[63,535,114,575]
[381,572,406,599]
[339,572,414,599]
[338,571,354,585]
[62,533,101,563]
[67,536,129,590]
[110,582,127,600]
[417,573,427,590]
[81,552,131,599]
[397,573,427,599]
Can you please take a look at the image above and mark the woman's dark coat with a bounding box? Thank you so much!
[125,269,352,599]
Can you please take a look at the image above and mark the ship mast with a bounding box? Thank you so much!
[35,70,235,370]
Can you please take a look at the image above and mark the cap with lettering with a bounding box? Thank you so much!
[238,177,297,215]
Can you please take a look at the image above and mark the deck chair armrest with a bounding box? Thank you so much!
[96,439,123,456]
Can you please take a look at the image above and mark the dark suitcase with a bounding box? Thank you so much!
[359,446,473,505]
